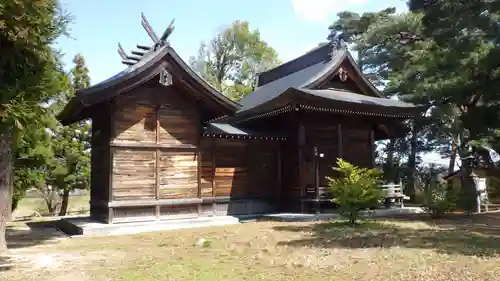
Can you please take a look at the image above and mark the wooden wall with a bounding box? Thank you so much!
[200,138,280,202]
[342,126,373,168]
[90,81,281,222]
[110,84,200,203]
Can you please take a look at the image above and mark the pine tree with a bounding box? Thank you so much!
[49,54,91,216]
[0,0,69,252]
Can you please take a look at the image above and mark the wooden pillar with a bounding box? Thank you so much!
[276,141,282,210]
[370,128,375,168]
[337,123,343,159]
[108,148,114,224]
[155,106,160,220]
[313,146,320,216]
[211,138,216,215]
[108,102,115,224]
[298,122,306,213]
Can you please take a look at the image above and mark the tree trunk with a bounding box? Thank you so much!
[447,143,458,190]
[406,123,417,201]
[11,197,18,212]
[385,139,395,181]
[0,134,13,253]
[58,189,70,216]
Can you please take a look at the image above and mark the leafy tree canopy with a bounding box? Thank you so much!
[189,20,281,101]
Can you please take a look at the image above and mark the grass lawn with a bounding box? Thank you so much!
[3,213,500,281]
[12,195,90,218]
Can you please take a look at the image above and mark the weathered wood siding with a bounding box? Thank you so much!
[304,120,339,187]
[214,139,248,197]
[200,139,214,197]
[200,137,279,200]
[158,151,198,199]
[112,148,156,200]
[113,104,156,144]
[158,107,198,145]
[110,83,200,203]
[342,126,373,168]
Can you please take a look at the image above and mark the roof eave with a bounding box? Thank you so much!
[57,97,85,126]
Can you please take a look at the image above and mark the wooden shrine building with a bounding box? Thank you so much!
[58,22,423,223]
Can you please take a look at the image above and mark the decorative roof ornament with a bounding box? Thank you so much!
[326,30,347,56]
[153,19,175,51]
[338,67,348,81]
[117,13,176,66]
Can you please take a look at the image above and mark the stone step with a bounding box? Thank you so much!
[56,215,240,237]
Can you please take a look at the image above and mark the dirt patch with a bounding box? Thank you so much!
[4,214,500,280]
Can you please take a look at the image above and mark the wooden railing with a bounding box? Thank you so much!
[302,181,410,208]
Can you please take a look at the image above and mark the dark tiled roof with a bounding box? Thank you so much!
[256,42,332,86]
[298,88,416,108]
[239,49,347,112]
[205,122,287,138]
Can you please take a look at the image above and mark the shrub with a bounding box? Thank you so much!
[422,183,458,218]
[327,158,383,225]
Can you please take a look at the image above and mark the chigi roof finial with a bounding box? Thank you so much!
[117,13,176,66]
[326,30,347,54]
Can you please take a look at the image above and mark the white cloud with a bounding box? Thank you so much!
[291,0,368,24]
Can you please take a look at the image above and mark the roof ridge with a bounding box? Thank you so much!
[256,42,334,87]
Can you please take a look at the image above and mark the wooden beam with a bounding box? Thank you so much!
[155,106,160,219]
[337,123,343,159]
[276,142,282,209]
[108,101,115,223]
[211,138,216,215]
[298,120,306,213]
[137,44,151,50]
[110,142,198,150]
[370,128,375,168]
[197,123,202,215]
[108,198,203,208]
[122,60,135,66]
[131,50,147,56]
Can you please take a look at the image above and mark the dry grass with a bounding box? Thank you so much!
[12,195,90,218]
[3,213,500,281]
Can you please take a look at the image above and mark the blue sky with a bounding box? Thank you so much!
[55,0,409,84]
[55,0,449,167]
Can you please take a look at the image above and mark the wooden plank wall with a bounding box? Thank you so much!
[304,123,338,187]
[214,139,248,197]
[158,151,198,199]
[200,137,279,200]
[342,127,372,168]
[110,84,200,203]
[112,148,156,200]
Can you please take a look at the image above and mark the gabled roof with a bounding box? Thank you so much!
[58,44,240,125]
[230,87,424,124]
[239,41,394,114]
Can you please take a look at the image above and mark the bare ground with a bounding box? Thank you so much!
[2,213,500,281]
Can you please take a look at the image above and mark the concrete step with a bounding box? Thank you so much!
[56,215,240,237]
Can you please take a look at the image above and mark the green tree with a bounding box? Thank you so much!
[0,0,70,252]
[328,7,396,73]
[189,20,281,101]
[406,0,500,211]
[49,54,91,216]
[327,158,383,225]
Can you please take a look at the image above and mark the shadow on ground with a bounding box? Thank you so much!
[6,220,66,250]
[274,213,500,257]
[0,256,13,272]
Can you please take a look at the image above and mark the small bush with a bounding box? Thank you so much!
[422,183,458,218]
[327,158,383,225]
